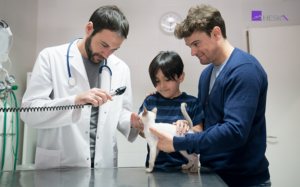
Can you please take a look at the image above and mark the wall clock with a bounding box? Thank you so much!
[159,12,181,35]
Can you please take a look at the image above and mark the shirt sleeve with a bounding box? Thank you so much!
[174,63,264,155]
[116,63,138,142]
[138,99,148,115]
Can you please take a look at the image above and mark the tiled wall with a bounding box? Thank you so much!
[0,0,38,165]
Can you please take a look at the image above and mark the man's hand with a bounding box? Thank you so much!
[149,126,175,153]
[131,112,143,131]
[75,88,113,107]
[143,91,157,100]
[173,120,189,134]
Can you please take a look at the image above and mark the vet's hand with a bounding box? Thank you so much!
[149,126,175,153]
[75,88,113,107]
[173,120,189,134]
[143,91,158,100]
[131,112,143,131]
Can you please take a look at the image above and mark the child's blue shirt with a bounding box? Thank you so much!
[138,92,204,168]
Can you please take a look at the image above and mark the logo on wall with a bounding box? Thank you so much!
[252,11,288,21]
[252,11,262,21]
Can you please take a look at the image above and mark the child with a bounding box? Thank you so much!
[138,51,205,168]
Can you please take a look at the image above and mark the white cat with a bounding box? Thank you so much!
[139,102,199,173]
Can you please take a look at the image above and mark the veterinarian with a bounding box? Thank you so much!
[21,5,143,170]
[149,4,271,187]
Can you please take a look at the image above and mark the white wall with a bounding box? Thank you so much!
[249,25,300,187]
[0,0,38,165]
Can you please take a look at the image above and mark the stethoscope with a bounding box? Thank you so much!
[67,38,112,92]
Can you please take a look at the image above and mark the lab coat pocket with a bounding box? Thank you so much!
[35,147,61,170]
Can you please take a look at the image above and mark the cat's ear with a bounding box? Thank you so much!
[142,105,148,116]
[151,107,157,114]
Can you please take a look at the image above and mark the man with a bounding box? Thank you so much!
[149,4,271,187]
[21,5,143,170]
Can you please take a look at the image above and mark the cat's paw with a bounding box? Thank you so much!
[182,164,190,170]
[146,168,153,173]
[189,166,198,173]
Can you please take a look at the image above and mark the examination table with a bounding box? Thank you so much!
[0,166,228,186]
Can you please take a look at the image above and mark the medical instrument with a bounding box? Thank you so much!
[67,38,82,86]
[110,86,126,96]
[99,57,112,93]
[85,86,126,105]
[67,38,113,88]
[0,86,126,112]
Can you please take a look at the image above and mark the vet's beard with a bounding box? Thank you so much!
[85,36,105,64]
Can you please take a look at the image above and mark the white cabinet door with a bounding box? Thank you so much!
[249,25,300,187]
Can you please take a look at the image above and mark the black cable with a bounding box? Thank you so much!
[0,87,126,112]
[0,104,85,112]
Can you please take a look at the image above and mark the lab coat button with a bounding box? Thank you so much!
[104,111,107,114]
[87,158,89,160]
[97,136,99,139]
[86,131,88,134]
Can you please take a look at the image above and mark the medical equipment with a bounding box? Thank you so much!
[110,86,126,96]
[67,38,82,86]
[0,20,18,172]
[67,38,113,90]
[0,86,126,112]
[0,20,13,65]
[85,86,126,105]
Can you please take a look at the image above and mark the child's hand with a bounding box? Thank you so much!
[143,91,158,100]
[173,120,189,134]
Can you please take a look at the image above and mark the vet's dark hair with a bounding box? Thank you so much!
[149,51,184,87]
[89,5,129,38]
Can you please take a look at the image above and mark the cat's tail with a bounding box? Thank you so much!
[181,103,193,133]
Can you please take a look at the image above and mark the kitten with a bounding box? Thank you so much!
[139,103,199,173]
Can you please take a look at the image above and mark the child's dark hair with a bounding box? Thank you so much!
[149,51,184,87]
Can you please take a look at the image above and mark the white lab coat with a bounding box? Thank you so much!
[21,41,139,169]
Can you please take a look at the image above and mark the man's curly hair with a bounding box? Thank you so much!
[174,4,227,39]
